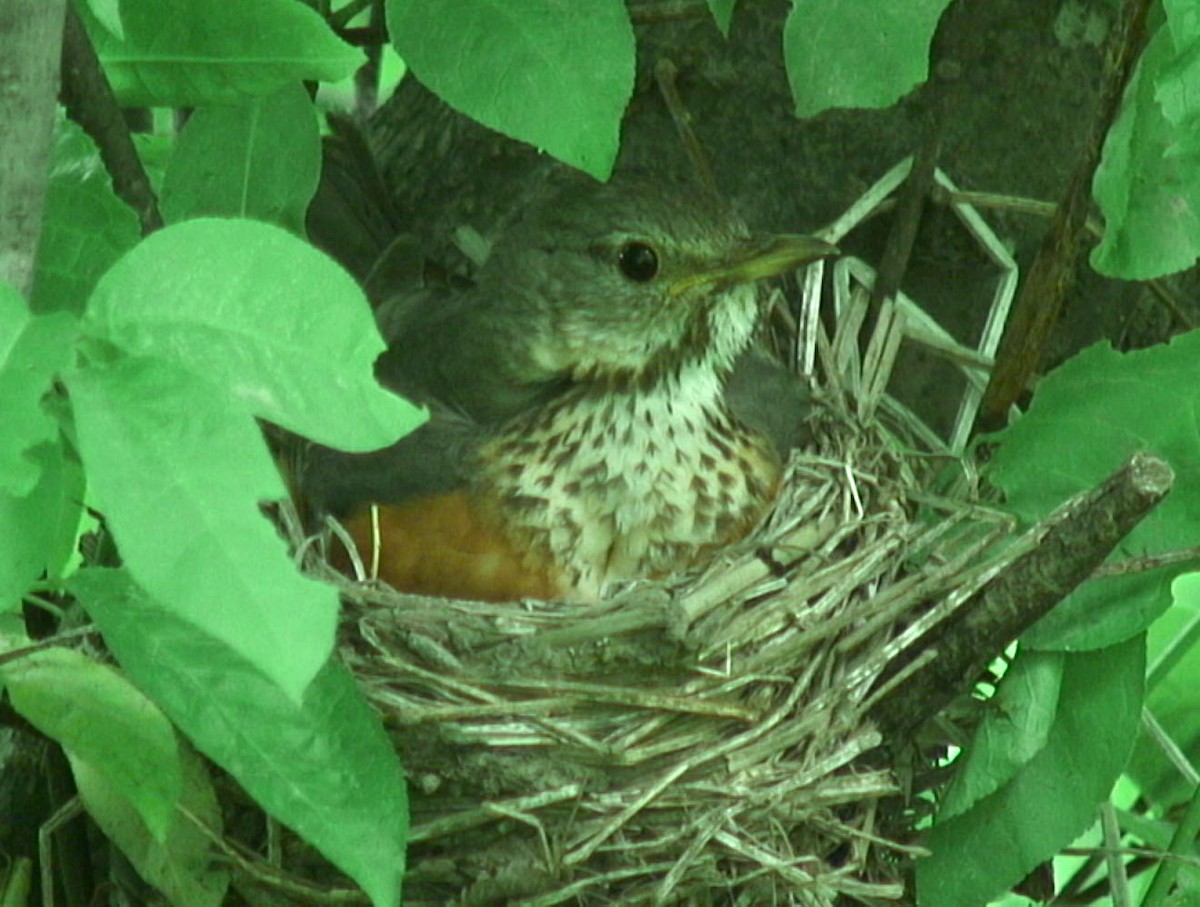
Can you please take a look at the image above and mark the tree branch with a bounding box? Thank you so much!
[59,4,162,235]
[871,452,1174,735]
[0,0,69,296]
[976,0,1155,431]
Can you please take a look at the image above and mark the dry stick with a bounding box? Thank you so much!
[869,451,1174,736]
[351,0,385,120]
[934,186,1198,331]
[1102,801,1134,907]
[0,0,68,296]
[654,58,719,196]
[865,105,942,343]
[59,4,163,235]
[1097,545,1200,578]
[975,0,1155,432]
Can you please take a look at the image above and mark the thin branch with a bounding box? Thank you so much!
[1095,545,1200,578]
[976,0,1156,431]
[654,58,719,195]
[1147,601,1200,694]
[330,0,372,30]
[866,105,942,332]
[1141,779,1200,907]
[933,186,1196,330]
[59,3,162,234]
[1101,801,1133,907]
[1142,708,1200,787]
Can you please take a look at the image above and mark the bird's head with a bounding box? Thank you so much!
[477,175,836,387]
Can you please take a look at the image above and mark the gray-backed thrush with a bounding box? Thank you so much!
[301,173,834,602]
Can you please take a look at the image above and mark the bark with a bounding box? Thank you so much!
[0,0,68,296]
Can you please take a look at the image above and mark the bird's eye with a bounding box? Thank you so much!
[617,242,660,282]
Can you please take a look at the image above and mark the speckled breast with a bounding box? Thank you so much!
[473,370,781,601]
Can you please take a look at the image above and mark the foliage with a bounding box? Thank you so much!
[918,639,1146,906]
[382,0,955,179]
[917,329,1200,903]
[160,83,321,232]
[1130,574,1200,807]
[78,0,361,105]
[3,0,1200,906]
[72,568,408,907]
[3,1,420,903]
[785,0,954,117]
[385,0,635,180]
[1093,0,1200,279]
[34,118,141,316]
[0,644,229,904]
[988,334,1200,651]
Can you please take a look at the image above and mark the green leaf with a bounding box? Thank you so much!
[34,175,142,317]
[986,335,1200,650]
[1117,807,1178,850]
[1092,20,1200,278]
[32,115,140,316]
[1127,572,1200,808]
[161,83,321,233]
[83,218,423,452]
[1158,0,1200,126]
[81,0,363,106]
[706,0,737,37]
[1118,803,1200,897]
[917,636,1145,907]
[0,283,77,495]
[0,439,86,612]
[65,356,337,700]
[386,0,633,180]
[785,0,953,117]
[0,645,181,843]
[70,744,227,907]
[85,0,125,39]
[939,650,1064,821]
[71,567,407,907]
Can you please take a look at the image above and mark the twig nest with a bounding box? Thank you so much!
[319,391,1005,906]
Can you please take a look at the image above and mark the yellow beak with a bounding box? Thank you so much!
[669,234,837,298]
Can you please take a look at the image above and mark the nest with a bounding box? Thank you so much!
[323,402,1012,906]
[262,162,1037,905]
[306,353,1020,901]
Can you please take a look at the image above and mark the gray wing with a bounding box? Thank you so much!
[298,396,480,516]
[374,284,567,426]
[300,124,553,515]
[725,350,814,455]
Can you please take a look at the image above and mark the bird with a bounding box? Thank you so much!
[300,169,835,603]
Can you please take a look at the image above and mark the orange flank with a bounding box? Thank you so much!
[333,490,571,603]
